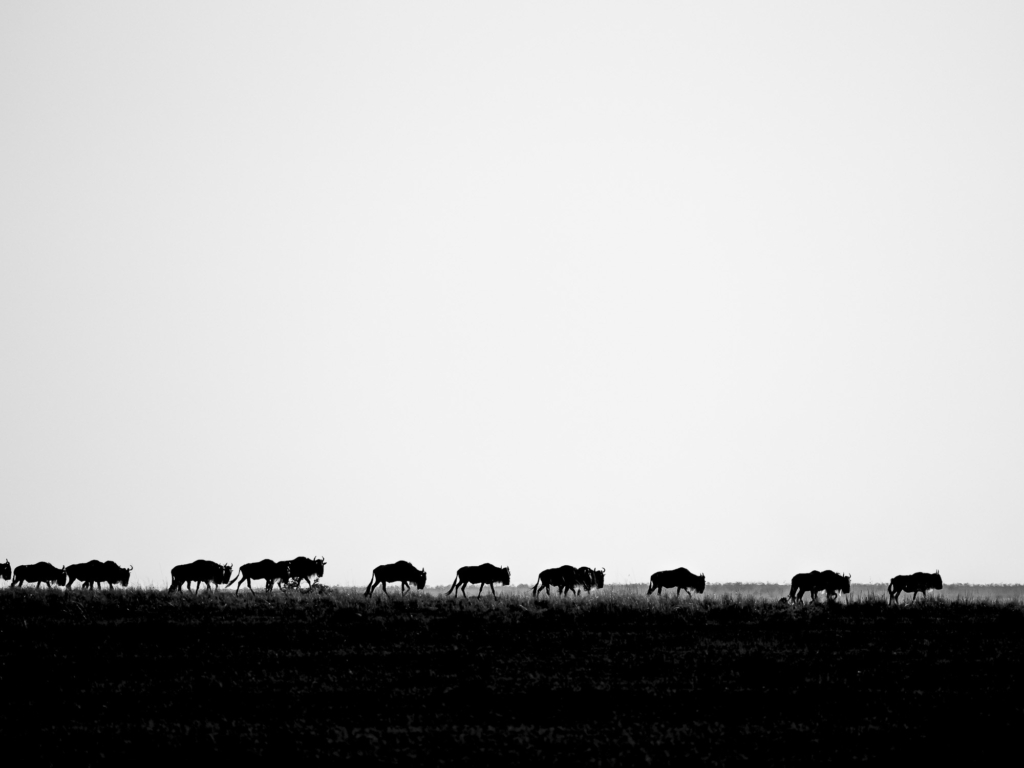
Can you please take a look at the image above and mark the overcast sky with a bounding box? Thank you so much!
[2,2,1023,588]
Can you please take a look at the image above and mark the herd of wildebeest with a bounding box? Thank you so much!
[0,557,946,604]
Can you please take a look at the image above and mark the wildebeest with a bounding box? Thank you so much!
[578,566,606,592]
[788,570,851,603]
[364,560,427,596]
[228,559,291,593]
[446,563,511,598]
[169,560,234,592]
[283,556,326,588]
[1,559,10,583]
[65,560,133,590]
[888,571,943,604]
[648,567,706,596]
[532,565,592,597]
[12,562,67,588]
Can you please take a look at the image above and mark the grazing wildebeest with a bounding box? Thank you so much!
[66,560,132,590]
[532,565,591,597]
[12,562,67,588]
[578,566,606,592]
[1,559,10,583]
[169,560,233,592]
[888,571,943,604]
[648,567,706,596]
[364,561,427,596]
[283,556,326,587]
[446,563,511,598]
[228,559,291,593]
[789,570,851,603]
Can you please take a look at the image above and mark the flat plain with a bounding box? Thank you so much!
[2,585,1022,765]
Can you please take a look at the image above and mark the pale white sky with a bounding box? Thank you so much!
[2,3,1023,587]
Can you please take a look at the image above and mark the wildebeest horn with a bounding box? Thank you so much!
[129,565,134,572]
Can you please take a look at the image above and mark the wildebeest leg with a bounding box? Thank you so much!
[489,582,496,597]
[676,587,682,597]
[477,583,485,598]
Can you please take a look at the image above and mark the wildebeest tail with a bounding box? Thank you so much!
[445,575,460,596]
[531,576,543,597]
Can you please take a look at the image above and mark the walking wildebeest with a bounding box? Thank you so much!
[532,565,591,597]
[169,560,233,592]
[446,563,511,598]
[648,567,706,596]
[888,571,943,604]
[283,556,326,587]
[228,559,291,593]
[1,559,10,584]
[364,561,427,596]
[578,567,606,592]
[788,570,851,603]
[66,560,132,589]
[12,562,67,588]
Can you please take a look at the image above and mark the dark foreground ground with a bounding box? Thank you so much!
[2,588,1022,765]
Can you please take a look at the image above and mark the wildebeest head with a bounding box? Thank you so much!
[500,566,511,586]
[840,573,851,594]
[313,557,326,578]
[593,568,606,589]
[221,563,234,584]
[56,567,68,587]
[932,570,943,590]
[415,569,427,590]
[0,559,10,580]
[696,573,707,594]
[119,565,133,587]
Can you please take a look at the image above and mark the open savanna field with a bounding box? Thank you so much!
[2,586,1023,765]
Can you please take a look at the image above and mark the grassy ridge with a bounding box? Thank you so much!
[3,587,1023,764]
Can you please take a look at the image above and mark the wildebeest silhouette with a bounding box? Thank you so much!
[578,566,606,592]
[365,560,427,596]
[888,571,942,604]
[13,562,67,588]
[169,560,233,592]
[648,567,706,596]
[1,559,10,583]
[532,565,592,597]
[446,563,511,598]
[789,570,850,603]
[228,559,291,593]
[66,560,132,589]
[283,556,326,588]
